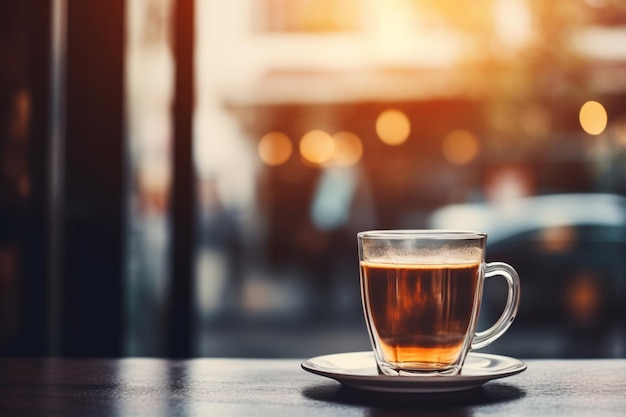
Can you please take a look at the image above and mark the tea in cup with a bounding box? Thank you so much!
[358,230,520,376]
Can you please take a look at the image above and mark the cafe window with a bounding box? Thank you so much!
[103,0,626,358]
[1,0,626,359]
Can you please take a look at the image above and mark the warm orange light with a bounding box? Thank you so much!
[330,131,363,166]
[612,119,626,147]
[137,160,171,212]
[375,109,410,146]
[258,132,293,166]
[300,129,334,165]
[541,225,576,253]
[442,129,480,165]
[579,100,608,135]
[564,273,602,324]
[521,105,550,137]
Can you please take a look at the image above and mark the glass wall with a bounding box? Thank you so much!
[126,0,626,358]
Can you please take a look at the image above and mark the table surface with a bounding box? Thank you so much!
[0,356,625,417]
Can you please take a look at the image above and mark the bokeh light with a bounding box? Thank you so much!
[300,129,335,165]
[330,131,363,166]
[441,129,480,165]
[579,100,608,135]
[258,131,293,166]
[375,109,411,146]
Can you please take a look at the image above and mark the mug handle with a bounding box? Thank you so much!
[471,262,521,350]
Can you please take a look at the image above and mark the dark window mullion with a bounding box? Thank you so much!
[167,0,196,358]
[63,0,125,357]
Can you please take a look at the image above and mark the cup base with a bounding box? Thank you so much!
[378,363,462,377]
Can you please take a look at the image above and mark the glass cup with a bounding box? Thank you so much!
[358,230,520,376]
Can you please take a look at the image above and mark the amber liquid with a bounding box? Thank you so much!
[361,261,481,369]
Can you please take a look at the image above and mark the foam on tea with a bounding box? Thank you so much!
[361,239,484,265]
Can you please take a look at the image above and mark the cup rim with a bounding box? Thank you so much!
[357,229,486,240]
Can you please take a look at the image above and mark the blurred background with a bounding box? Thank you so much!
[1,0,625,359]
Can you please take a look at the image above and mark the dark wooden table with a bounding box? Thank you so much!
[0,357,625,416]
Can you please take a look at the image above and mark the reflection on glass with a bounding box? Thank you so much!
[114,360,170,416]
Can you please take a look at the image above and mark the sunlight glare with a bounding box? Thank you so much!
[494,0,533,48]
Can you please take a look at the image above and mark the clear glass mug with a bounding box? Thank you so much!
[358,230,520,376]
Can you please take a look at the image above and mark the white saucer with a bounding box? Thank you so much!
[301,351,526,393]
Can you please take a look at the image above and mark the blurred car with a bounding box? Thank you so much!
[428,193,626,358]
